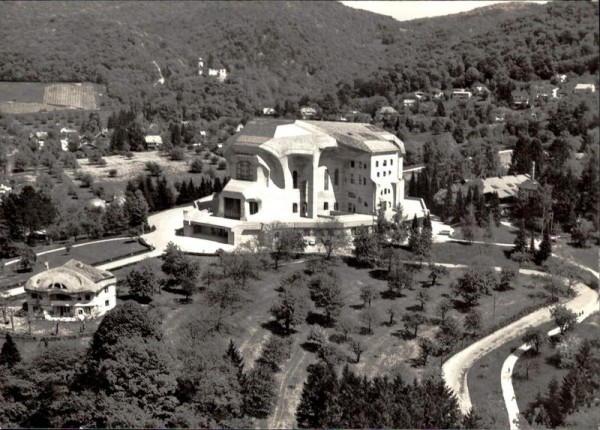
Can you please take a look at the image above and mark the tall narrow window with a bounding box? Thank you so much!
[292,203,298,213]
[293,170,298,189]
[324,202,329,210]
[249,201,258,215]
[334,169,339,186]
[324,169,329,190]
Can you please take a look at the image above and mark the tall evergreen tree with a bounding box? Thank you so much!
[535,230,552,265]
[0,333,21,367]
[296,361,339,428]
[513,219,529,254]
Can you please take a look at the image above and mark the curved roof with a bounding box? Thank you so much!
[230,119,404,157]
[25,259,115,293]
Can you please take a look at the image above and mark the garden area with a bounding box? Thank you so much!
[0,238,150,290]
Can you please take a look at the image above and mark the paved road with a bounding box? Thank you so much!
[442,266,599,416]
[500,258,599,429]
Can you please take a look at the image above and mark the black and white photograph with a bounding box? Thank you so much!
[0,0,598,428]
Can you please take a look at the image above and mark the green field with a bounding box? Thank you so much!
[0,82,46,103]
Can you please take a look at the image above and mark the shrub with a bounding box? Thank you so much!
[170,148,186,161]
[210,154,219,164]
[190,158,204,173]
[79,173,94,188]
[145,161,162,176]
[108,169,118,178]
[257,336,292,372]
[217,160,227,170]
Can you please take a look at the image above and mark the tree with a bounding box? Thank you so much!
[359,285,376,308]
[359,307,378,335]
[123,190,149,228]
[89,301,162,360]
[352,227,382,267]
[190,158,204,173]
[550,305,578,335]
[497,266,517,291]
[309,271,344,325]
[428,264,449,287]
[270,285,310,335]
[348,337,366,363]
[336,315,356,342]
[386,305,397,326]
[416,289,430,312]
[416,225,432,265]
[436,297,453,323]
[402,312,426,338]
[463,309,482,337]
[124,263,160,302]
[436,316,462,350]
[535,230,552,264]
[242,365,277,418]
[18,245,37,271]
[570,219,594,248]
[461,203,476,244]
[462,408,484,429]
[296,361,339,427]
[315,219,350,260]
[388,259,413,297]
[522,328,546,354]
[451,267,495,307]
[0,333,21,367]
[513,219,529,255]
[259,223,305,270]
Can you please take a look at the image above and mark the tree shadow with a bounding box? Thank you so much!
[391,328,413,340]
[452,299,474,314]
[260,320,289,336]
[380,290,403,300]
[343,256,372,269]
[306,311,330,327]
[369,269,388,281]
[406,305,422,312]
[545,352,561,368]
[300,341,319,353]
[329,333,347,344]
[349,304,364,310]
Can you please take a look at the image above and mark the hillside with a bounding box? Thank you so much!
[0,1,597,123]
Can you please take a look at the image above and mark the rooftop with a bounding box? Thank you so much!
[25,259,115,293]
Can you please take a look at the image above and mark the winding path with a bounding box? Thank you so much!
[442,264,599,416]
[501,260,599,429]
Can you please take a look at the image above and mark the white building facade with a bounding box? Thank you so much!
[184,120,427,245]
[25,259,117,321]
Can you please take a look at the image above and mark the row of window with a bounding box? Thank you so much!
[375,158,394,168]
[380,188,392,195]
[350,161,368,169]
[376,171,393,177]
[349,174,368,185]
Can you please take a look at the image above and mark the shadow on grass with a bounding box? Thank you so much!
[329,333,347,344]
[349,304,364,310]
[391,328,413,340]
[117,293,152,304]
[452,299,475,314]
[306,311,331,327]
[406,304,422,312]
[380,289,403,300]
[342,256,373,270]
[369,269,388,281]
[300,341,319,353]
[261,320,289,336]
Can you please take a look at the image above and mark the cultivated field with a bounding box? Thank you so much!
[0,81,104,113]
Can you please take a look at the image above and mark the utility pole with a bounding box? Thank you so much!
[492,293,496,327]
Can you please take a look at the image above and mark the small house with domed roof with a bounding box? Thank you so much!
[25,259,116,320]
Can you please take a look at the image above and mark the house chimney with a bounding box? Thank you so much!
[531,161,536,181]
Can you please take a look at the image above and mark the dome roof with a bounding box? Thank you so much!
[85,197,107,210]
[25,259,115,293]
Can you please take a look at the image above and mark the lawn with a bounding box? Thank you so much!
[513,312,600,426]
[0,82,46,103]
[0,334,90,364]
[110,250,552,427]
[468,313,600,430]
[65,151,228,194]
[0,238,149,289]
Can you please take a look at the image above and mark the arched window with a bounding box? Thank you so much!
[236,161,253,181]
[249,201,259,215]
[334,169,339,186]
[293,171,298,189]
[324,169,329,190]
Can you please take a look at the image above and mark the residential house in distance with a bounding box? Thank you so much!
[574,83,596,93]
[414,91,429,101]
[145,135,163,150]
[511,90,530,108]
[431,89,444,100]
[472,84,490,99]
[300,106,317,119]
[0,183,12,198]
[208,68,228,82]
[451,88,472,100]
[235,124,244,133]
[553,73,567,84]
[498,149,513,172]
[25,259,117,320]
[402,99,417,107]
[262,107,276,116]
[30,131,48,148]
[183,119,428,245]
[378,106,398,115]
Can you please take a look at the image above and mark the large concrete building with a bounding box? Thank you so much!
[25,259,117,320]
[184,119,427,245]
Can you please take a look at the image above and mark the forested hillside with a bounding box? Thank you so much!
[0,1,597,119]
